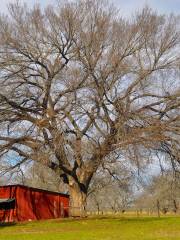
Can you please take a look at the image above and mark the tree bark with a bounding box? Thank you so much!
[69,179,87,217]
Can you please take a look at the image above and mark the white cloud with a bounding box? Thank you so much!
[0,0,179,16]
[0,0,55,14]
[0,0,15,14]
[113,0,180,16]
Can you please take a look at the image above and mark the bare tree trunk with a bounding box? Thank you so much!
[157,199,160,218]
[97,204,100,215]
[173,199,178,214]
[69,180,87,217]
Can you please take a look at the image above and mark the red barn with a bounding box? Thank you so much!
[0,184,69,222]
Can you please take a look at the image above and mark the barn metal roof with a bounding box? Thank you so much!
[0,184,69,197]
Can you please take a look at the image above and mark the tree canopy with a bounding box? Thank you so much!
[0,0,179,215]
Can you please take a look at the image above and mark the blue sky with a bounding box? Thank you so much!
[1,0,180,16]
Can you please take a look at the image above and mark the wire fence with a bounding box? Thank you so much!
[85,207,180,217]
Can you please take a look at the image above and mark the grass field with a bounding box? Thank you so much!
[0,216,180,240]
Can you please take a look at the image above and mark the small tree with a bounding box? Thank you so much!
[0,0,179,216]
[87,163,133,213]
[20,162,67,193]
[135,171,180,214]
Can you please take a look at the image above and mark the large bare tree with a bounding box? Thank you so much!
[0,0,179,215]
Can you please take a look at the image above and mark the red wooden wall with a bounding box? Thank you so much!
[0,185,69,222]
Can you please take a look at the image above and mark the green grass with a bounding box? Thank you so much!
[0,216,180,240]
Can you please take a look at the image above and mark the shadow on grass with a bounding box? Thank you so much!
[0,222,17,228]
[115,217,170,223]
[88,215,169,222]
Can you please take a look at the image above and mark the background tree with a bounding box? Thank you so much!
[87,161,134,213]
[135,171,180,214]
[0,0,179,216]
[13,162,67,193]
